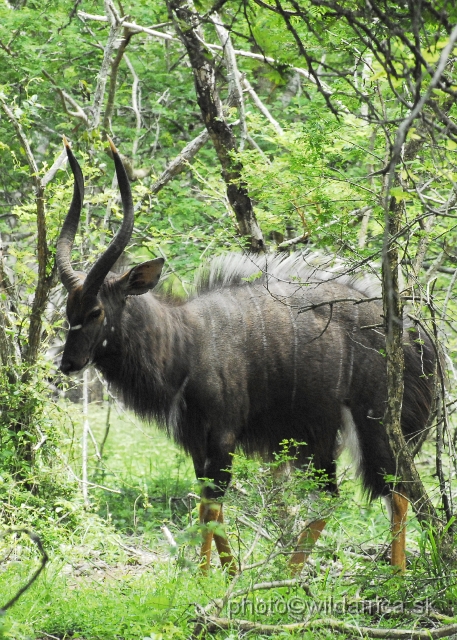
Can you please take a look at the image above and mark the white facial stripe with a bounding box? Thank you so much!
[70,324,82,331]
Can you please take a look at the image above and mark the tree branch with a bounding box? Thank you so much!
[102,28,133,131]
[211,12,248,148]
[150,128,209,193]
[123,53,141,157]
[42,70,88,125]
[242,77,284,135]
[89,0,125,130]
[77,10,323,89]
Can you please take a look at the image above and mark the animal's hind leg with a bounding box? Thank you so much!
[390,490,408,573]
[214,506,237,575]
[289,519,327,575]
[348,406,409,572]
[289,461,337,575]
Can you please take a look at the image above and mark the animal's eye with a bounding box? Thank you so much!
[87,308,102,321]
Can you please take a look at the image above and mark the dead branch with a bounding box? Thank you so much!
[77,11,322,89]
[41,147,68,188]
[242,77,284,136]
[211,13,248,149]
[196,615,457,639]
[89,0,125,130]
[277,233,310,250]
[151,128,209,191]
[124,54,141,157]
[102,28,133,131]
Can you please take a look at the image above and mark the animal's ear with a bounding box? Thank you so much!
[116,258,165,296]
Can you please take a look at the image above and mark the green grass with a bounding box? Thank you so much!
[81,402,195,536]
[0,558,224,639]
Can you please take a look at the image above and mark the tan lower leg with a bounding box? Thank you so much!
[199,501,221,574]
[199,502,236,575]
[391,491,408,573]
[289,518,327,574]
[214,507,237,576]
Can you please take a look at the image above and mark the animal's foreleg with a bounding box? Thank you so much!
[197,438,236,575]
[391,490,408,573]
[214,506,237,576]
[199,499,221,574]
[199,501,236,575]
[289,519,327,575]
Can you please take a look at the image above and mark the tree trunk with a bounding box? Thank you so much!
[168,0,265,252]
[382,184,441,530]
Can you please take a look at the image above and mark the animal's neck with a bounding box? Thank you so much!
[95,294,191,423]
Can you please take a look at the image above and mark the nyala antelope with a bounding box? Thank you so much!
[57,138,435,575]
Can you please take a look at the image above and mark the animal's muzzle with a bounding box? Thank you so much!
[59,357,88,374]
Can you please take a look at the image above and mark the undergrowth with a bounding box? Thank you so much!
[0,398,456,639]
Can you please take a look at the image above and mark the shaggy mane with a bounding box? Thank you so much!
[192,251,381,299]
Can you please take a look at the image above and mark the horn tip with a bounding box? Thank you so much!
[63,135,70,148]
[107,136,118,155]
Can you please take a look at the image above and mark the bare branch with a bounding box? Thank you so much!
[124,54,141,157]
[277,232,309,250]
[41,147,68,188]
[78,11,175,41]
[89,0,125,130]
[42,70,89,125]
[211,13,248,148]
[102,28,133,131]
[77,10,323,89]
[198,616,457,639]
[242,77,284,135]
[150,128,209,193]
